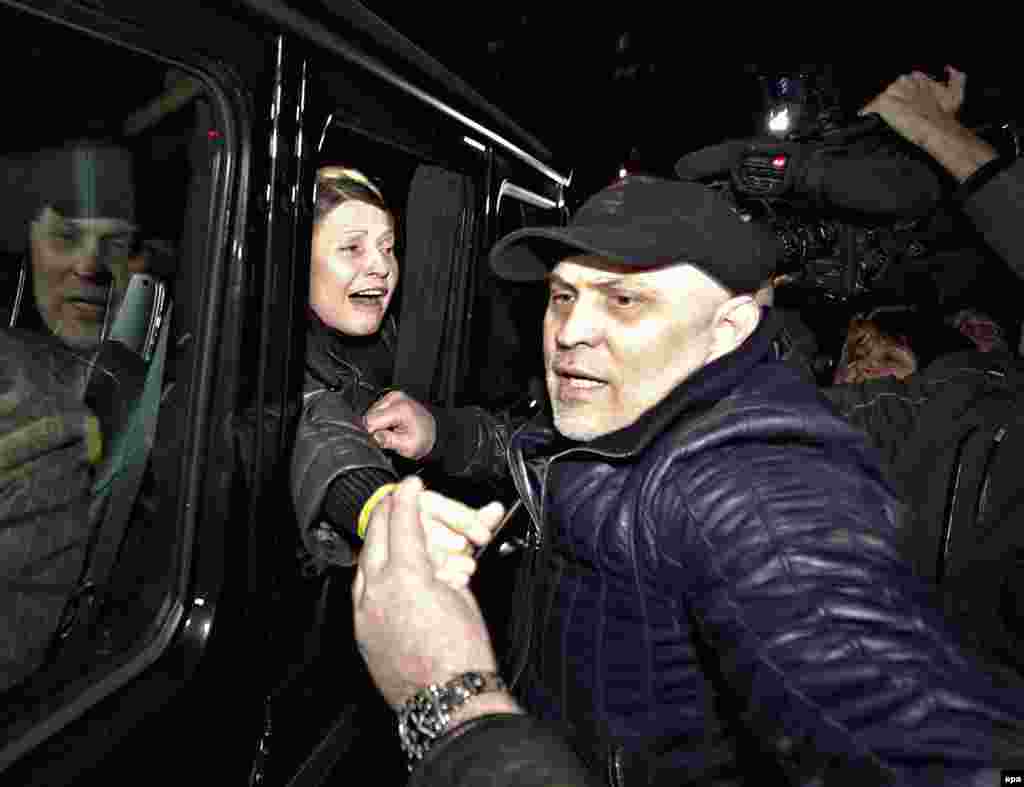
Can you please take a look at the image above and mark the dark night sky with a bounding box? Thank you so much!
[356,14,1024,336]
[362,12,1021,199]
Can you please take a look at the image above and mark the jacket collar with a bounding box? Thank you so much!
[516,307,784,462]
[305,309,396,390]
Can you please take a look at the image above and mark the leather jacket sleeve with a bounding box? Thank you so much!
[423,404,514,484]
[290,387,396,566]
[420,378,544,485]
[410,714,598,787]
[963,156,1024,282]
[661,428,1024,785]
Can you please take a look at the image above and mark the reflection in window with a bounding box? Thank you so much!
[0,1,215,743]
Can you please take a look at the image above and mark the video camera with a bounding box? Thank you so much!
[676,67,975,301]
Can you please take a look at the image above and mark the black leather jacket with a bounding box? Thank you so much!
[502,310,1024,786]
[290,315,514,567]
[410,714,598,787]
[290,315,399,566]
[963,156,1024,282]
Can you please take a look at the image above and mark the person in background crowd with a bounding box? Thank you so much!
[861,66,1023,282]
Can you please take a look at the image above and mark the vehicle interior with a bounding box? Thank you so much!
[0,0,215,730]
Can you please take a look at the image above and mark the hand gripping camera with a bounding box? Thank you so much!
[675,68,955,301]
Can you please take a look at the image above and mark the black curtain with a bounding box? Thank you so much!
[393,165,478,407]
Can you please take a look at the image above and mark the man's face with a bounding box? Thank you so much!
[29,206,142,349]
[543,255,736,441]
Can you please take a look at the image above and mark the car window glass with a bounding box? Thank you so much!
[0,1,218,747]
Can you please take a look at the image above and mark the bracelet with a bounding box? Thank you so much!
[955,155,1012,202]
[356,482,397,539]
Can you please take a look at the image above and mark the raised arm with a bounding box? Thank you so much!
[863,66,1024,279]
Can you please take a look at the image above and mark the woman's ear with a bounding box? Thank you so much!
[707,295,760,363]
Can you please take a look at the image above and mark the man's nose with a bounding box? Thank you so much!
[555,299,603,348]
[70,236,107,279]
[72,252,103,279]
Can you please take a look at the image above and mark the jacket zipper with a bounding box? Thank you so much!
[974,425,1008,535]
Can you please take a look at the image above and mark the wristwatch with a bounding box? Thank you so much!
[397,671,507,769]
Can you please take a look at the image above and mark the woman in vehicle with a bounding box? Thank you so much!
[290,167,511,570]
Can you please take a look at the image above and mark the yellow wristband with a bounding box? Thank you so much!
[357,483,398,540]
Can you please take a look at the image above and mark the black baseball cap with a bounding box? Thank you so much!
[489,176,781,294]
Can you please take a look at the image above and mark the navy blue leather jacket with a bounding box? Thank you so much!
[504,310,1024,786]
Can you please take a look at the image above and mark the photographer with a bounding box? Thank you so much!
[862,66,1023,282]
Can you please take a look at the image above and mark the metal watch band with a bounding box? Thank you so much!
[397,671,507,769]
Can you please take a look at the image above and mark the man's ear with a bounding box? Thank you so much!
[707,295,760,363]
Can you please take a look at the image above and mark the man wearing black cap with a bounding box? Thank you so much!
[4,140,142,349]
[0,141,147,692]
[352,176,1024,785]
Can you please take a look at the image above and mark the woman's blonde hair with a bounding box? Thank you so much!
[313,166,388,225]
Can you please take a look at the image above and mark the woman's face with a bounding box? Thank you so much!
[310,199,398,336]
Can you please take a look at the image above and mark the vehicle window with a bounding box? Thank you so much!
[467,183,566,408]
[313,118,489,407]
[268,118,489,784]
[0,0,219,748]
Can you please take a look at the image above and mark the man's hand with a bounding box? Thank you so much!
[861,66,964,147]
[862,66,997,181]
[365,481,506,588]
[353,476,510,709]
[364,390,437,460]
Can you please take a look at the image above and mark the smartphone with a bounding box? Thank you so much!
[106,273,167,362]
[474,499,525,560]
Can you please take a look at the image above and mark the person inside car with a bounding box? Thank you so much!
[290,166,512,570]
[3,140,144,350]
[0,328,105,693]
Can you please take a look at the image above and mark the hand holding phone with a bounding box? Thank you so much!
[105,273,167,361]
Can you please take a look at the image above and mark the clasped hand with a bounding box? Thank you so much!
[353,476,507,708]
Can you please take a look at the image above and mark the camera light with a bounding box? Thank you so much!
[768,106,791,134]
[772,155,787,169]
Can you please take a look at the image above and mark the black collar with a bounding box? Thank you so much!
[305,309,396,391]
